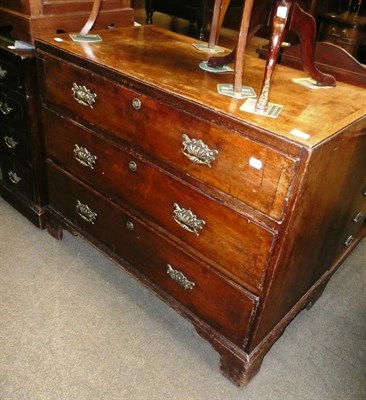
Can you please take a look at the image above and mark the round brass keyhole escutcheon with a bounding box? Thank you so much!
[126,221,134,231]
[132,98,141,110]
[129,161,137,172]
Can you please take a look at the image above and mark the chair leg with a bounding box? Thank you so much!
[233,0,255,91]
[146,0,153,24]
[207,0,232,47]
[289,3,336,86]
[79,0,102,36]
[207,0,272,68]
[256,0,292,111]
[197,0,212,40]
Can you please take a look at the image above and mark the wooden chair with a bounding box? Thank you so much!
[208,0,336,111]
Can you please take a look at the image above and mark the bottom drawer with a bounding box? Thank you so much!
[46,161,258,347]
[0,151,34,199]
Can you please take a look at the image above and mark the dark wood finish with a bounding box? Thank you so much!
[145,0,243,39]
[0,39,47,228]
[260,40,366,86]
[0,0,133,43]
[208,0,335,110]
[35,26,366,386]
[47,161,258,345]
[79,0,103,36]
[318,12,366,62]
[41,108,274,292]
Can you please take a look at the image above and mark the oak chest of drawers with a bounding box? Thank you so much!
[0,38,47,227]
[35,26,366,386]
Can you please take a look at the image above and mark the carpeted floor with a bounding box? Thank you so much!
[1,4,366,398]
[1,196,366,400]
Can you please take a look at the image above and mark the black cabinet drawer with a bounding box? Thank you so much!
[0,151,34,199]
[0,125,30,164]
[0,58,22,91]
[0,91,26,132]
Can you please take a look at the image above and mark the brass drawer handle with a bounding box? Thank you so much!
[331,27,349,39]
[4,136,18,149]
[0,65,8,79]
[167,264,195,290]
[353,211,364,224]
[73,144,97,169]
[181,134,218,167]
[76,200,97,224]
[0,101,13,115]
[344,235,354,247]
[8,170,21,184]
[172,203,205,236]
[71,83,97,108]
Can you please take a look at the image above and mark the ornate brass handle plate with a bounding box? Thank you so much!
[71,83,97,108]
[181,134,218,167]
[0,101,13,115]
[8,171,21,184]
[0,66,8,79]
[172,203,205,236]
[76,200,97,224]
[4,136,18,149]
[331,27,351,41]
[73,144,97,169]
[167,264,195,290]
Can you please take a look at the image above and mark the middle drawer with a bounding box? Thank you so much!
[43,109,274,293]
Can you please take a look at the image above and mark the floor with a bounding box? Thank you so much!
[1,3,365,399]
[1,197,366,399]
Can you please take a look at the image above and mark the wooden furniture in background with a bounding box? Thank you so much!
[35,25,365,386]
[0,2,133,226]
[207,0,335,110]
[0,38,47,227]
[0,0,134,44]
[145,0,243,39]
[318,12,366,63]
[267,40,366,86]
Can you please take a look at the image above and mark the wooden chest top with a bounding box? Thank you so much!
[35,25,366,148]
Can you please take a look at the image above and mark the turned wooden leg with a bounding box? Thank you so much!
[79,0,102,36]
[207,0,231,48]
[289,3,336,86]
[233,0,255,92]
[207,0,254,74]
[256,0,292,112]
[197,0,212,40]
[207,0,271,69]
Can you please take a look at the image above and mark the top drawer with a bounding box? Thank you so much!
[40,56,297,220]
